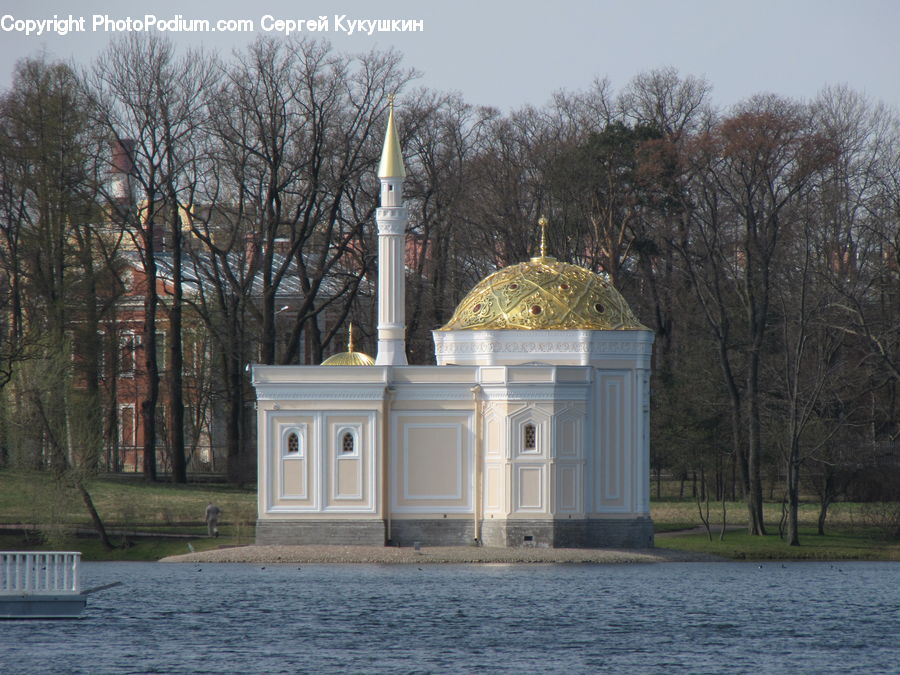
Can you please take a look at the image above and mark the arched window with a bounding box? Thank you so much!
[336,426,360,459]
[282,427,304,458]
[524,423,536,451]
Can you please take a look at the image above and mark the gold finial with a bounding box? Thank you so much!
[538,216,549,259]
[388,92,395,108]
[348,323,355,352]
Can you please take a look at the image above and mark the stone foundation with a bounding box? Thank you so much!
[257,518,654,549]
[480,518,655,549]
[256,520,386,546]
[387,519,476,547]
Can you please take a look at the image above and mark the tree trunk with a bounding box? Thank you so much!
[787,444,800,546]
[74,229,104,473]
[77,481,115,550]
[719,497,728,541]
[731,453,737,502]
[719,341,752,527]
[141,227,159,482]
[223,351,245,485]
[307,316,324,365]
[746,348,767,535]
[168,213,186,484]
[817,474,834,536]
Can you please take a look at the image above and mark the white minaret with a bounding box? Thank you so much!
[375,95,408,365]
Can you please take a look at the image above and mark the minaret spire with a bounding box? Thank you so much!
[375,95,409,365]
[378,94,406,179]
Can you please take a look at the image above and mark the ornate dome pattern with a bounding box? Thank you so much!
[438,256,647,331]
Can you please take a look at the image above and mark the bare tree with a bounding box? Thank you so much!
[209,37,415,366]
[679,96,835,534]
[87,34,218,481]
[813,86,899,406]
[462,107,551,274]
[402,91,495,359]
[550,78,617,133]
[773,206,845,545]
[179,224,256,483]
[619,67,712,139]
[0,56,116,545]
[0,57,105,465]
[179,38,415,481]
[620,67,713,367]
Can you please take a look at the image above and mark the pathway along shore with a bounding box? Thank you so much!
[160,544,725,564]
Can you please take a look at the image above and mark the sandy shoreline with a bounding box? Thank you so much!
[160,544,725,564]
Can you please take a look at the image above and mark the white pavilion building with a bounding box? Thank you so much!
[253,101,655,548]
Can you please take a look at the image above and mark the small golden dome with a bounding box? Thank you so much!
[321,323,375,365]
[321,350,376,366]
[438,258,647,331]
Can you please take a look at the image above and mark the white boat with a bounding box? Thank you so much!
[0,551,87,619]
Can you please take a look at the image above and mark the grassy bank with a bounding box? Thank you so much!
[651,497,900,561]
[0,469,256,560]
[0,469,256,525]
[652,496,866,531]
[655,528,899,561]
[0,469,896,561]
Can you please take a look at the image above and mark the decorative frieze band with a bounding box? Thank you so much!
[391,388,476,401]
[480,387,590,402]
[434,339,653,355]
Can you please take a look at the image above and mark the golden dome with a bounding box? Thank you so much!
[321,350,376,366]
[321,324,376,365]
[438,255,647,332]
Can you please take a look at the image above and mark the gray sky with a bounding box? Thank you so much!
[2,0,898,111]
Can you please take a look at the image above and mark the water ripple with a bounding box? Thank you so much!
[0,561,897,674]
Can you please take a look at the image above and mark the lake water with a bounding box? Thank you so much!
[1,561,898,674]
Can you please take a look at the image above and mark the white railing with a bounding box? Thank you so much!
[0,552,81,595]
